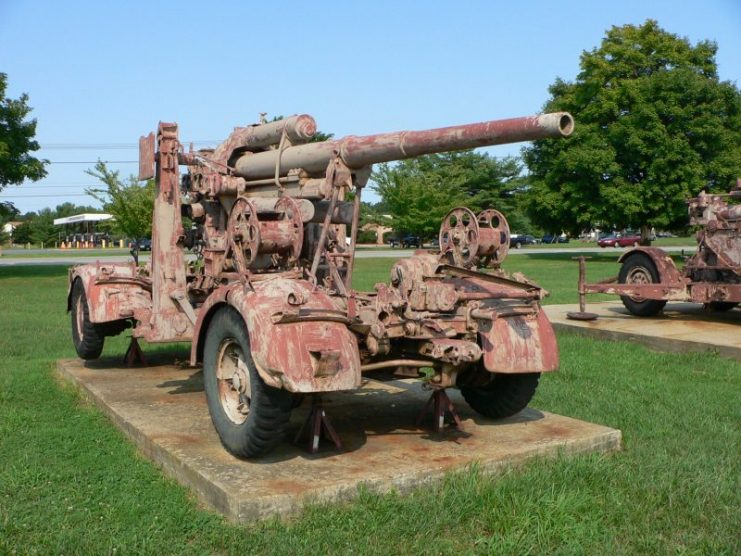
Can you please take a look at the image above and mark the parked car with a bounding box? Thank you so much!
[597,234,641,248]
[541,234,569,244]
[401,235,421,248]
[510,234,538,249]
[138,238,152,251]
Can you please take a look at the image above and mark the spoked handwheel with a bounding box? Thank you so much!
[439,207,480,267]
[476,209,510,267]
[274,196,304,266]
[226,197,260,273]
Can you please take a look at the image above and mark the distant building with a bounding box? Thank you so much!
[2,221,23,236]
[54,213,115,246]
[53,213,114,227]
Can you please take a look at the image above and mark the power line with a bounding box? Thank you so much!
[4,185,100,189]
[47,160,138,164]
[39,140,220,150]
[0,193,94,198]
[2,185,99,189]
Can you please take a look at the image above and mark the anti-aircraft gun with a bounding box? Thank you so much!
[67,111,574,457]
[571,179,741,319]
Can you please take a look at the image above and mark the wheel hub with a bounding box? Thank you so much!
[75,296,84,336]
[625,265,651,302]
[215,339,251,424]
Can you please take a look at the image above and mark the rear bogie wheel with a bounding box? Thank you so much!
[71,279,105,360]
[203,307,294,458]
[459,372,540,419]
[618,254,667,316]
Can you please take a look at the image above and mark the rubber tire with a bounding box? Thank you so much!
[71,279,105,360]
[618,254,667,317]
[514,242,522,249]
[460,372,540,419]
[705,302,738,312]
[203,307,294,458]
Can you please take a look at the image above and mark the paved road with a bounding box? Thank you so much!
[0,246,696,266]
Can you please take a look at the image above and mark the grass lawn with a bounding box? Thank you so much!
[1,258,738,554]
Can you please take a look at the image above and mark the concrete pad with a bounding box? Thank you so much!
[546,302,741,360]
[56,358,621,523]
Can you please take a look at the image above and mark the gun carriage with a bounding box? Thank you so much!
[68,111,574,457]
[572,180,741,320]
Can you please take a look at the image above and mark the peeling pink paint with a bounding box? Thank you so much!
[69,112,571,409]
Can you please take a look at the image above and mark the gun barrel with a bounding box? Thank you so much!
[233,112,573,180]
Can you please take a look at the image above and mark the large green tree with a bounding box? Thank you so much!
[0,73,47,191]
[373,151,532,238]
[523,20,741,239]
[86,162,154,239]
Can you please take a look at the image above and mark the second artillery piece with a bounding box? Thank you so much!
[67,111,574,457]
[571,180,741,319]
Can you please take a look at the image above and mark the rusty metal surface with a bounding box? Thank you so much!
[145,122,194,342]
[69,263,152,323]
[67,110,574,457]
[229,279,362,393]
[579,184,741,310]
[233,112,574,180]
[138,132,155,181]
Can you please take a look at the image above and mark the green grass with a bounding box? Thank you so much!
[1,262,739,554]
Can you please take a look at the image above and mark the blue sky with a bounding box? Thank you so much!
[1,0,739,213]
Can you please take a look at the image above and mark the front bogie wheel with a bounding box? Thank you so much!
[203,307,294,458]
[71,279,105,360]
[459,371,540,419]
[618,254,667,316]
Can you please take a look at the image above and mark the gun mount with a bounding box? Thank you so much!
[571,179,741,320]
[68,111,573,457]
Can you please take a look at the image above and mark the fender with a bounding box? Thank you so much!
[618,247,683,285]
[68,263,151,324]
[191,278,361,394]
[479,309,558,373]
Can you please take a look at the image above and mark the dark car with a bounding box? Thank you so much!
[138,238,152,251]
[510,234,537,249]
[401,235,421,248]
[542,234,569,244]
[597,234,641,248]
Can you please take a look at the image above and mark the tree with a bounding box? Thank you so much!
[86,162,154,239]
[523,20,741,239]
[0,73,47,191]
[0,201,19,244]
[372,151,533,237]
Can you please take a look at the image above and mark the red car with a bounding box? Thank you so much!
[598,234,641,248]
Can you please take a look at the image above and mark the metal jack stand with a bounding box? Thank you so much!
[294,395,343,454]
[567,256,599,321]
[416,388,462,433]
[123,336,147,367]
